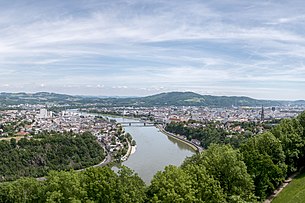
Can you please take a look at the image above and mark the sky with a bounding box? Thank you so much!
[0,0,305,100]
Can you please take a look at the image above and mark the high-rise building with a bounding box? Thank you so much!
[39,108,48,119]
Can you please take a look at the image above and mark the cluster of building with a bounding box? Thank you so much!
[0,109,112,135]
[85,105,304,124]
[0,108,130,160]
[84,105,305,139]
[1,104,304,155]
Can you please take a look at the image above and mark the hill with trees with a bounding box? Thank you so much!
[1,91,305,108]
[0,131,104,182]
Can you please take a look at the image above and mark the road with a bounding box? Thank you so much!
[76,140,112,171]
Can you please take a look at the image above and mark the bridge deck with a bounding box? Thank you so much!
[119,121,155,127]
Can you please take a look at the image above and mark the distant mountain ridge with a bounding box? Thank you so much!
[130,92,285,107]
[0,91,304,107]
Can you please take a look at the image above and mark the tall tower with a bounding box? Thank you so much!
[260,105,264,122]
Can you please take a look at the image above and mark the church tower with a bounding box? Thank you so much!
[260,105,264,122]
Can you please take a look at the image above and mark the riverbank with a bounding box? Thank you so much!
[79,111,137,163]
[121,138,136,161]
[156,125,202,153]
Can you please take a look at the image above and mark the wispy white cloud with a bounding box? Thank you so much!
[0,0,304,99]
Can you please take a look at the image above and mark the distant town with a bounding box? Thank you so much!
[1,101,304,149]
[0,107,136,163]
[0,91,304,166]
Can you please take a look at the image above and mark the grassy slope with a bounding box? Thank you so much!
[273,172,305,203]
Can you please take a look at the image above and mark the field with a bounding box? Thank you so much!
[272,172,305,203]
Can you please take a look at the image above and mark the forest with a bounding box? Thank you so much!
[0,111,304,202]
[0,131,105,182]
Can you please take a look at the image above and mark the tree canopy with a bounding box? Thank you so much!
[0,131,105,181]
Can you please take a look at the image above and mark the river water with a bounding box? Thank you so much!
[108,117,195,184]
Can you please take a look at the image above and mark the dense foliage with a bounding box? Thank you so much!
[165,121,249,148]
[0,131,105,181]
[0,111,305,202]
[240,132,287,199]
[0,167,146,203]
[146,144,257,203]
[271,118,305,174]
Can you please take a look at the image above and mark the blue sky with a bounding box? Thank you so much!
[0,0,305,99]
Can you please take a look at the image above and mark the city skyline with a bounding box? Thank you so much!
[0,0,305,100]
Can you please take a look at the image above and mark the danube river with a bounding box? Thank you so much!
[109,117,195,184]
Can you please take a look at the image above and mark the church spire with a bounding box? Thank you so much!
[261,105,264,122]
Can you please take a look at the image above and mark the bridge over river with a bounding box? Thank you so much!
[119,121,155,127]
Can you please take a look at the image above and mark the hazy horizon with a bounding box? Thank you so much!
[1,90,305,101]
[0,1,305,100]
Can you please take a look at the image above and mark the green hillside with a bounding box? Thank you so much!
[1,91,304,107]
[272,172,305,203]
[128,91,285,107]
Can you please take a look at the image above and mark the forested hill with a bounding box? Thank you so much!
[1,91,304,107]
[131,92,284,107]
[0,131,104,182]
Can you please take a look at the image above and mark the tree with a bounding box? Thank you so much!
[240,132,287,199]
[81,167,118,203]
[271,118,304,173]
[297,111,305,137]
[116,166,146,203]
[0,177,43,203]
[183,144,256,202]
[10,138,17,148]
[43,170,87,203]
[182,164,226,202]
[147,165,196,202]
